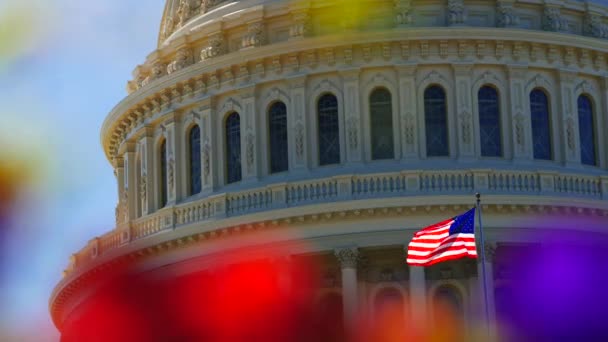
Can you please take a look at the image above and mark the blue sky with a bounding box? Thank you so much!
[0,1,164,339]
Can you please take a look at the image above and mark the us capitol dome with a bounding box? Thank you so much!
[51,0,608,340]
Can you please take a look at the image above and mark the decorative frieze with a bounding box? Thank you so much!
[242,21,265,49]
[167,47,193,74]
[394,0,413,27]
[496,0,519,28]
[543,6,569,32]
[584,13,608,39]
[448,0,466,26]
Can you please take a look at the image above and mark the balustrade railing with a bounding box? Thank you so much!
[69,169,607,272]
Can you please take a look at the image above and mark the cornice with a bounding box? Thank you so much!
[102,28,608,164]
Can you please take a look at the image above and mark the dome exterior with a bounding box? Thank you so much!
[53,0,608,339]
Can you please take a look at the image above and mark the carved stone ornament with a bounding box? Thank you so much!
[200,33,225,61]
[142,62,167,87]
[380,268,394,282]
[347,117,359,150]
[543,7,568,32]
[460,111,472,145]
[294,123,304,160]
[584,13,608,39]
[565,117,575,152]
[140,173,147,206]
[168,157,175,195]
[403,114,415,146]
[290,11,311,38]
[176,0,193,28]
[242,22,265,49]
[335,248,359,268]
[448,0,466,26]
[394,0,413,26]
[496,0,519,27]
[514,112,525,152]
[202,141,211,179]
[246,132,255,169]
[167,47,193,74]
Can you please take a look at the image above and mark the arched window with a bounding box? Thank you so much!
[268,102,288,173]
[159,139,168,208]
[577,95,596,166]
[318,94,340,166]
[225,112,242,184]
[424,86,449,157]
[478,86,502,157]
[530,89,552,160]
[433,285,465,339]
[370,88,394,160]
[189,125,202,195]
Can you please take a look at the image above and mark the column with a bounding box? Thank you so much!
[558,70,578,166]
[408,265,427,327]
[453,64,475,159]
[289,76,309,171]
[335,247,360,333]
[507,65,532,161]
[139,127,155,215]
[340,70,363,163]
[478,242,496,329]
[398,65,419,159]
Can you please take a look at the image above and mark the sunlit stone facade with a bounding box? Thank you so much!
[52,0,608,339]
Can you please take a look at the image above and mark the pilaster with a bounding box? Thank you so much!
[398,66,418,159]
[453,64,475,159]
[123,143,137,221]
[163,115,182,204]
[288,76,309,171]
[600,78,608,169]
[139,126,155,216]
[341,70,363,163]
[200,100,217,192]
[558,70,579,165]
[114,157,126,225]
[241,86,259,180]
[507,65,532,161]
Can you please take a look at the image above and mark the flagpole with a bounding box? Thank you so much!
[476,193,491,338]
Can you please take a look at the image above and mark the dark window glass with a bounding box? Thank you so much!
[269,102,289,173]
[478,86,502,157]
[189,125,202,195]
[424,86,449,157]
[370,88,394,160]
[225,112,242,184]
[530,89,552,160]
[318,94,340,166]
[160,139,167,207]
[578,95,596,166]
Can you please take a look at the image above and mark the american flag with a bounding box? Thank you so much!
[406,208,477,266]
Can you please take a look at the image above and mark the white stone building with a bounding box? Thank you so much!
[51,0,608,339]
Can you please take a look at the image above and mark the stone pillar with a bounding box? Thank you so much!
[335,247,360,333]
[408,265,427,327]
[478,242,497,329]
[139,127,155,216]
[341,70,363,163]
[453,64,475,159]
[507,66,532,161]
[398,65,419,159]
[558,70,578,166]
[289,76,309,171]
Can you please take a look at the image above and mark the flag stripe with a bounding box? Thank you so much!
[406,208,477,266]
